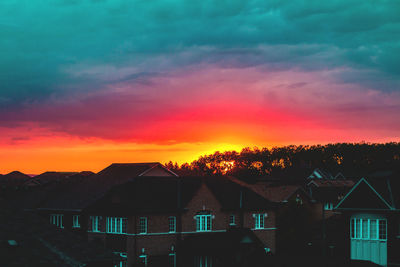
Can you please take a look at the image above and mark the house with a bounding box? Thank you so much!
[335,171,400,266]
[0,171,31,190]
[47,174,278,267]
[308,168,334,180]
[243,182,314,252]
[0,202,121,267]
[307,179,354,219]
[36,163,177,233]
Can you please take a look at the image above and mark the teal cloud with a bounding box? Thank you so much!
[1,0,400,108]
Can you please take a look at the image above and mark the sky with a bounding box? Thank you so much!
[1,0,400,174]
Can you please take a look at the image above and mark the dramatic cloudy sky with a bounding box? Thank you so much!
[1,0,400,173]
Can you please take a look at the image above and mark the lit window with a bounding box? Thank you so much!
[350,218,387,241]
[196,214,212,232]
[254,214,265,229]
[229,214,236,226]
[168,216,176,233]
[370,219,377,239]
[72,215,80,228]
[107,217,127,234]
[90,216,101,232]
[362,219,369,239]
[50,214,64,228]
[355,219,361,238]
[139,217,147,234]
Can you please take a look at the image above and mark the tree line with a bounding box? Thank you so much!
[165,143,400,181]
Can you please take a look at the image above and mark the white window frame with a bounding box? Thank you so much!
[229,214,236,226]
[72,215,80,228]
[50,214,64,228]
[139,254,147,266]
[106,217,127,234]
[350,218,387,241]
[114,252,127,267]
[90,216,101,232]
[254,213,265,229]
[196,255,212,267]
[196,214,212,232]
[168,216,176,233]
[169,252,176,267]
[139,217,147,234]
[324,202,333,210]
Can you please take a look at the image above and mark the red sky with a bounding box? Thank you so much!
[1,67,399,174]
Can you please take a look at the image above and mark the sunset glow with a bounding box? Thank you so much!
[1,1,400,174]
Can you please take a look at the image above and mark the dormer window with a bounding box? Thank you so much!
[195,212,212,232]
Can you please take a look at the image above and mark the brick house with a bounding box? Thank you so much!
[36,163,177,233]
[335,171,400,266]
[84,176,277,267]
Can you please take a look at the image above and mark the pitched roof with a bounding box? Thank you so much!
[11,172,94,210]
[0,171,31,187]
[87,176,276,215]
[335,170,400,211]
[0,203,119,266]
[38,163,176,211]
[89,176,202,214]
[98,162,177,177]
[308,168,334,179]
[206,177,277,210]
[307,180,354,188]
[244,183,308,203]
[31,172,80,186]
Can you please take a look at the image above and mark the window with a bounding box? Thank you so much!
[370,219,377,239]
[295,194,303,205]
[195,256,212,267]
[114,252,127,267]
[169,252,176,267]
[196,214,212,232]
[324,203,333,210]
[350,218,387,241]
[107,217,127,234]
[50,214,64,228]
[362,219,369,239]
[139,217,147,234]
[90,216,101,232]
[139,254,147,266]
[168,216,176,233]
[254,214,265,229]
[379,220,387,240]
[229,214,236,226]
[72,215,80,228]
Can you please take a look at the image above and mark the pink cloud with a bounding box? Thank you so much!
[1,65,399,145]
